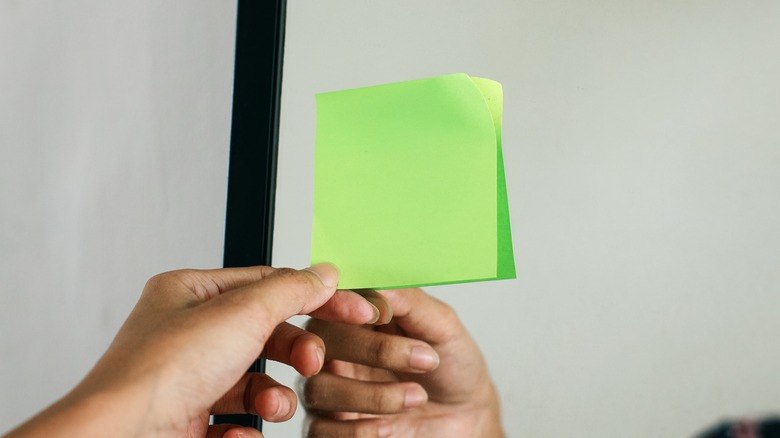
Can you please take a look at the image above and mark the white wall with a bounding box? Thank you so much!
[0,0,236,431]
[3,1,780,437]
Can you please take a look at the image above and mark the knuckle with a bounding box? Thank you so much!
[304,317,325,333]
[436,299,460,327]
[144,271,171,290]
[306,418,369,438]
[143,273,164,292]
[269,268,316,292]
[143,269,193,293]
[370,386,403,413]
[305,419,332,438]
[371,335,401,365]
[270,267,304,282]
[301,375,325,410]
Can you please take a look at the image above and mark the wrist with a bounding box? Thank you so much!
[3,383,145,438]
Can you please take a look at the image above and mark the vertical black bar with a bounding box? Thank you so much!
[215,0,286,431]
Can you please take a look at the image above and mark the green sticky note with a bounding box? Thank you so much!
[311,73,515,289]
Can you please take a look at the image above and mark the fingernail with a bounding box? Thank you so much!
[409,346,439,371]
[315,346,325,372]
[366,301,381,324]
[378,421,393,438]
[403,385,427,409]
[304,263,339,288]
[275,392,292,418]
[354,289,390,325]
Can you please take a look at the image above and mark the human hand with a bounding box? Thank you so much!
[302,288,505,438]
[4,264,381,438]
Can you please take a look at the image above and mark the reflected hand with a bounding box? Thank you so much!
[303,288,504,438]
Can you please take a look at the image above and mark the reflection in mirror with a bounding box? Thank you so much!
[271,1,780,436]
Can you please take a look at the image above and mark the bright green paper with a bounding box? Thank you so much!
[311,73,515,289]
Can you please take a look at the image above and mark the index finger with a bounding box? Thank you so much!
[309,288,392,325]
[377,288,464,346]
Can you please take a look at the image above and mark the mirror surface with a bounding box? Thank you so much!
[270,1,780,436]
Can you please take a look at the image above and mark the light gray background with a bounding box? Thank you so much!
[2,1,779,436]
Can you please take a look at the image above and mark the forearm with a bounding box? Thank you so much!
[3,380,148,438]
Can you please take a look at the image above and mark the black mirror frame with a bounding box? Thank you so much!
[216,0,287,431]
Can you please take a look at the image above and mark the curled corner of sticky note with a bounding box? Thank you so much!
[465,75,515,282]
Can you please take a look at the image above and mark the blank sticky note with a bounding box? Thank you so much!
[311,73,515,289]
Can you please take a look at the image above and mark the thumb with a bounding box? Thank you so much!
[378,288,463,346]
[204,263,340,337]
